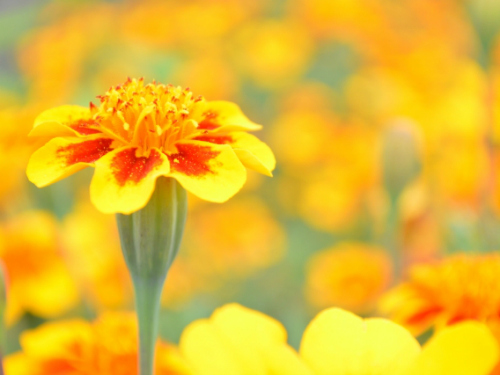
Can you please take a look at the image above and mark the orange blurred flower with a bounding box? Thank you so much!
[4,312,191,375]
[0,211,78,325]
[27,78,275,214]
[305,242,392,314]
[380,253,500,336]
[182,197,286,280]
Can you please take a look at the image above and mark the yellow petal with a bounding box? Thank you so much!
[20,319,93,359]
[198,101,262,132]
[406,322,499,375]
[180,318,253,375]
[300,308,420,375]
[4,353,34,375]
[90,147,171,214]
[231,132,276,176]
[26,136,114,187]
[180,304,310,375]
[363,318,421,375]
[167,141,246,203]
[194,132,276,176]
[29,105,99,138]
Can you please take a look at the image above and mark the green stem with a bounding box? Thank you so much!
[116,177,187,375]
[134,277,164,375]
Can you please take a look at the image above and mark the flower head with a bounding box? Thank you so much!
[305,242,392,313]
[4,312,191,375]
[27,78,275,214]
[380,253,500,336]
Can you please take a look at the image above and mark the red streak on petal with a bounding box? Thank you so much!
[70,119,102,135]
[112,148,163,186]
[58,138,113,165]
[168,143,220,177]
[405,305,443,326]
[198,111,220,130]
[193,135,233,145]
[447,315,467,325]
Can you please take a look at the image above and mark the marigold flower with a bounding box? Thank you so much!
[305,242,392,313]
[179,303,499,375]
[0,211,78,325]
[4,312,191,375]
[26,78,275,214]
[380,253,500,336]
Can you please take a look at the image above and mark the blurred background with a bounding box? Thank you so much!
[1,0,500,354]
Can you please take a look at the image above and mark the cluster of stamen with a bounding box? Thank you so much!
[90,78,205,156]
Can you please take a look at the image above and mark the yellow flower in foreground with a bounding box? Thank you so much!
[5,312,191,375]
[179,304,498,375]
[27,78,275,214]
[0,211,78,325]
[305,242,392,314]
[380,253,500,336]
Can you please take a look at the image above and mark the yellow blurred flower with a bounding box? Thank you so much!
[18,4,115,105]
[270,109,337,172]
[180,303,498,375]
[0,105,41,211]
[0,211,78,325]
[380,253,500,336]
[298,125,379,232]
[232,20,314,88]
[182,197,286,280]
[27,78,275,214]
[174,55,239,100]
[4,312,191,375]
[61,200,132,310]
[305,242,392,314]
[120,0,262,48]
[271,94,379,231]
[290,0,388,43]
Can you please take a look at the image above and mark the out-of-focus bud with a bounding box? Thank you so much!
[381,120,422,199]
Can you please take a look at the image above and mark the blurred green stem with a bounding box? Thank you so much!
[384,197,401,279]
[116,177,187,375]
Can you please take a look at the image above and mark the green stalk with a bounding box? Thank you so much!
[116,177,187,375]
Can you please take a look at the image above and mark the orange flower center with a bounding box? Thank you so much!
[89,78,206,156]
